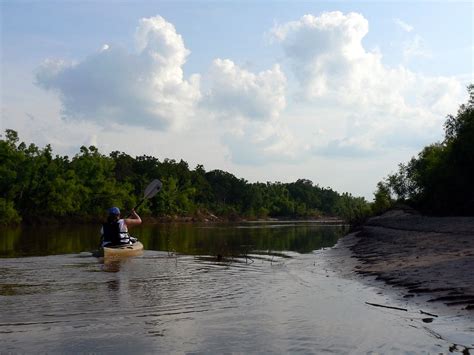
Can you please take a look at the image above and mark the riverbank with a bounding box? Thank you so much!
[345,209,474,314]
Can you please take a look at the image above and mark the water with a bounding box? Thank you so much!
[0,221,343,258]
[0,222,472,353]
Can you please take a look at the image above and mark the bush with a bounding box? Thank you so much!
[0,198,22,225]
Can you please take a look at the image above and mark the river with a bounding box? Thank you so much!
[0,222,471,353]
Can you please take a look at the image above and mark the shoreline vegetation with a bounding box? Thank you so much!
[0,130,371,227]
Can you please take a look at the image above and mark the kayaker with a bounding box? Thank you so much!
[100,207,142,247]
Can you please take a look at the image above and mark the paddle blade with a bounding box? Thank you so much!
[143,179,162,199]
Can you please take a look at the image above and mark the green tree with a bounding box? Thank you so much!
[334,193,371,224]
[156,176,196,215]
[384,84,474,215]
[70,145,134,215]
[0,129,371,224]
[0,198,21,225]
[372,181,393,215]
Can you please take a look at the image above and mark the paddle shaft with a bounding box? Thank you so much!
[134,198,147,211]
[126,199,146,218]
[125,179,162,218]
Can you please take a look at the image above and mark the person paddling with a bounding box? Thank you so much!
[101,207,142,247]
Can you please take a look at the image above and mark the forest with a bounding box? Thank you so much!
[375,84,474,216]
[0,130,371,225]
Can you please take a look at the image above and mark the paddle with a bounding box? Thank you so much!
[126,179,162,217]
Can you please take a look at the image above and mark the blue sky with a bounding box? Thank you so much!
[1,1,473,199]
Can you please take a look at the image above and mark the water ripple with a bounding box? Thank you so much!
[0,246,469,353]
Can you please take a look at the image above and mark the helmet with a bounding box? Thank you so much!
[108,207,120,215]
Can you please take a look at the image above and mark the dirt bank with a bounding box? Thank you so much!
[349,209,474,313]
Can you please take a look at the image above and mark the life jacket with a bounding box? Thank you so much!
[101,219,131,246]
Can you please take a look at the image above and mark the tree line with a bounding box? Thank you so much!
[0,129,372,225]
[374,84,474,216]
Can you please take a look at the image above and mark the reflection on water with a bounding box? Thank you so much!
[141,222,346,258]
[0,225,100,257]
[0,222,471,353]
[0,221,347,258]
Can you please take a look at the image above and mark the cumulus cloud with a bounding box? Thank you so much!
[272,12,370,99]
[271,11,465,157]
[202,58,293,164]
[32,11,467,165]
[34,14,292,165]
[36,16,200,130]
[204,58,286,121]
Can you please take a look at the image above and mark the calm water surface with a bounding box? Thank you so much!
[0,222,472,353]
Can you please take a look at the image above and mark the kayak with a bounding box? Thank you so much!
[103,241,144,258]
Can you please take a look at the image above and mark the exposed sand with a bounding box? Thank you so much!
[347,209,474,313]
[321,209,474,351]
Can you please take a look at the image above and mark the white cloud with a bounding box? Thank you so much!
[394,18,414,32]
[224,121,304,165]
[30,11,467,168]
[204,58,286,121]
[36,15,201,130]
[33,15,293,165]
[316,136,376,158]
[272,12,393,103]
[271,12,465,157]
[202,58,295,164]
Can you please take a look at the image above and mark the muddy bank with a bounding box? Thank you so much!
[349,209,474,313]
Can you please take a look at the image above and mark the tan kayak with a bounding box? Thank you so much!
[103,241,144,258]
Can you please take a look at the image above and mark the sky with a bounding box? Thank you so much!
[1,0,473,200]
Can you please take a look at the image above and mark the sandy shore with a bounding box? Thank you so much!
[345,209,474,314]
